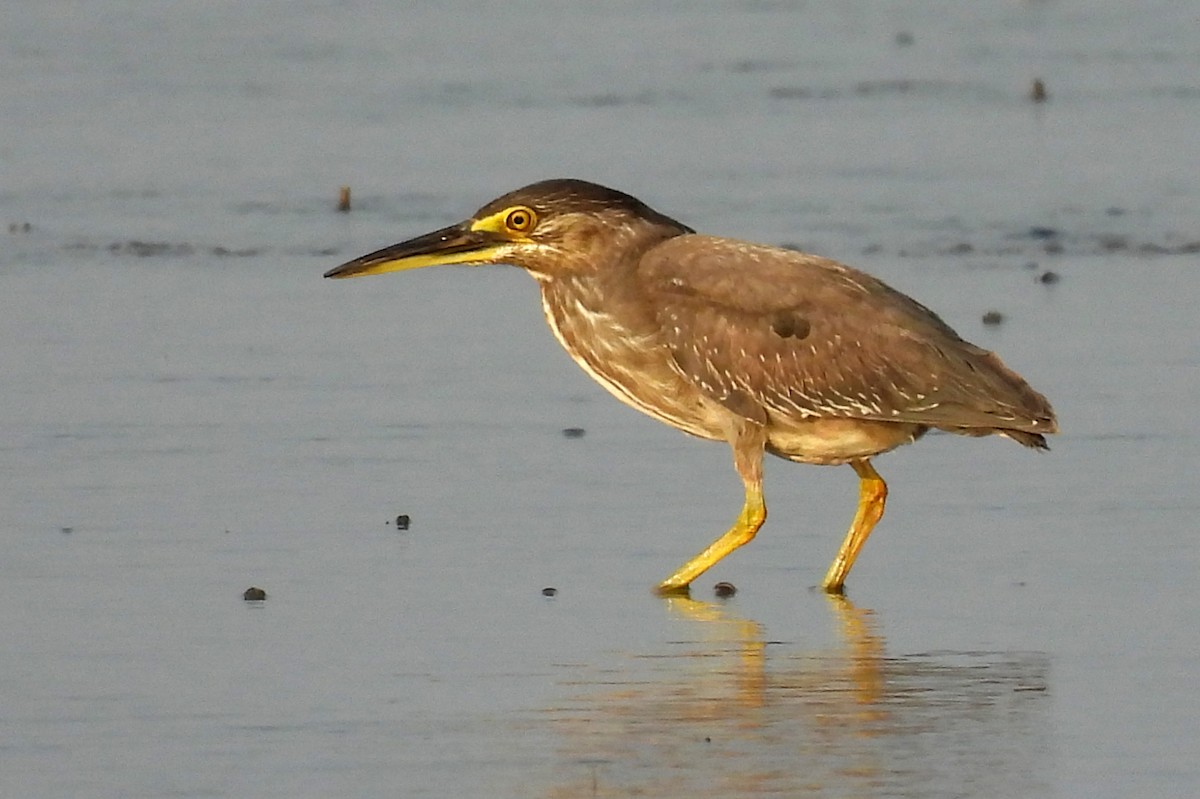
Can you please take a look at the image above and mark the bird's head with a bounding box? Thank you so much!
[324,179,692,282]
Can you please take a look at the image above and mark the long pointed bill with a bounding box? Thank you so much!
[324,223,510,279]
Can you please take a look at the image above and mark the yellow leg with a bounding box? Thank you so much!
[821,459,888,594]
[657,424,767,594]
[656,482,765,594]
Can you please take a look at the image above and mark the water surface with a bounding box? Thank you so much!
[2,2,1198,797]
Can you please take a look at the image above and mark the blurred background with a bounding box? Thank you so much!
[2,2,1197,797]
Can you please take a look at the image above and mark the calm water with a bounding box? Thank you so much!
[2,2,1198,797]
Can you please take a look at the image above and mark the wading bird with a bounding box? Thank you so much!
[326,179,1056,594]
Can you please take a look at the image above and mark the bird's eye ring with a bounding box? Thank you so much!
[505,207,537,233]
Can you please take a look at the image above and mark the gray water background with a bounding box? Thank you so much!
[2,1,1198,796]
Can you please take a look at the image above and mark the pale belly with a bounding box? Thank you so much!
[765,416,928,466]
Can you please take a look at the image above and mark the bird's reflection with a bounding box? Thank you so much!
[539,594,1049,798]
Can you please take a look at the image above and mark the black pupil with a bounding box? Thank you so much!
[511,212,527,228]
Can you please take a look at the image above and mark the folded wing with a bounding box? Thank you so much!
[637,235,1057,445]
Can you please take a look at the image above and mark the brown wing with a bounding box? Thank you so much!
[637,235,1057,439]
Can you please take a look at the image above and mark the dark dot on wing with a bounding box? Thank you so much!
[770,313,811,341]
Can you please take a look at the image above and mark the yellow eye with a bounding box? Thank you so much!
[504,206,537,233]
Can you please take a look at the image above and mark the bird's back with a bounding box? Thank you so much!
[634,235,1057,449]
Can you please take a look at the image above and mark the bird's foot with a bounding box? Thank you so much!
[653,582,692,598]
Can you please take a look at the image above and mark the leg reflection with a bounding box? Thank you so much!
[536,594,1050,798]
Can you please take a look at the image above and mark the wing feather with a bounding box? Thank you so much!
[637,235,1057,436]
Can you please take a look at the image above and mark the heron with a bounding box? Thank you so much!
[326,179,1056,594]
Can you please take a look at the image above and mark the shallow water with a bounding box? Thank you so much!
[3,2,1198,797]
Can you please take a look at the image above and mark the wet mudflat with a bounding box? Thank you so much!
[2,2,1198,797]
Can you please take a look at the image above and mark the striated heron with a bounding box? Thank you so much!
[326,179,1057,594]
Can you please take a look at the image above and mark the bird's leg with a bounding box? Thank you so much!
[656,424,767,595]
[821,459,888,593]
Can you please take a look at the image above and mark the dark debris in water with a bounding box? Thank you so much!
[569,92,659,108]
[109,240,195,257]
[769,79,1000,102]
[724,58,793,74]
[66,240,264,259]
[212,246,264,257]
[52,225,1200,263]
[768,86,841,101]
[890,230,1200,259]
[981,310,1005,326]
